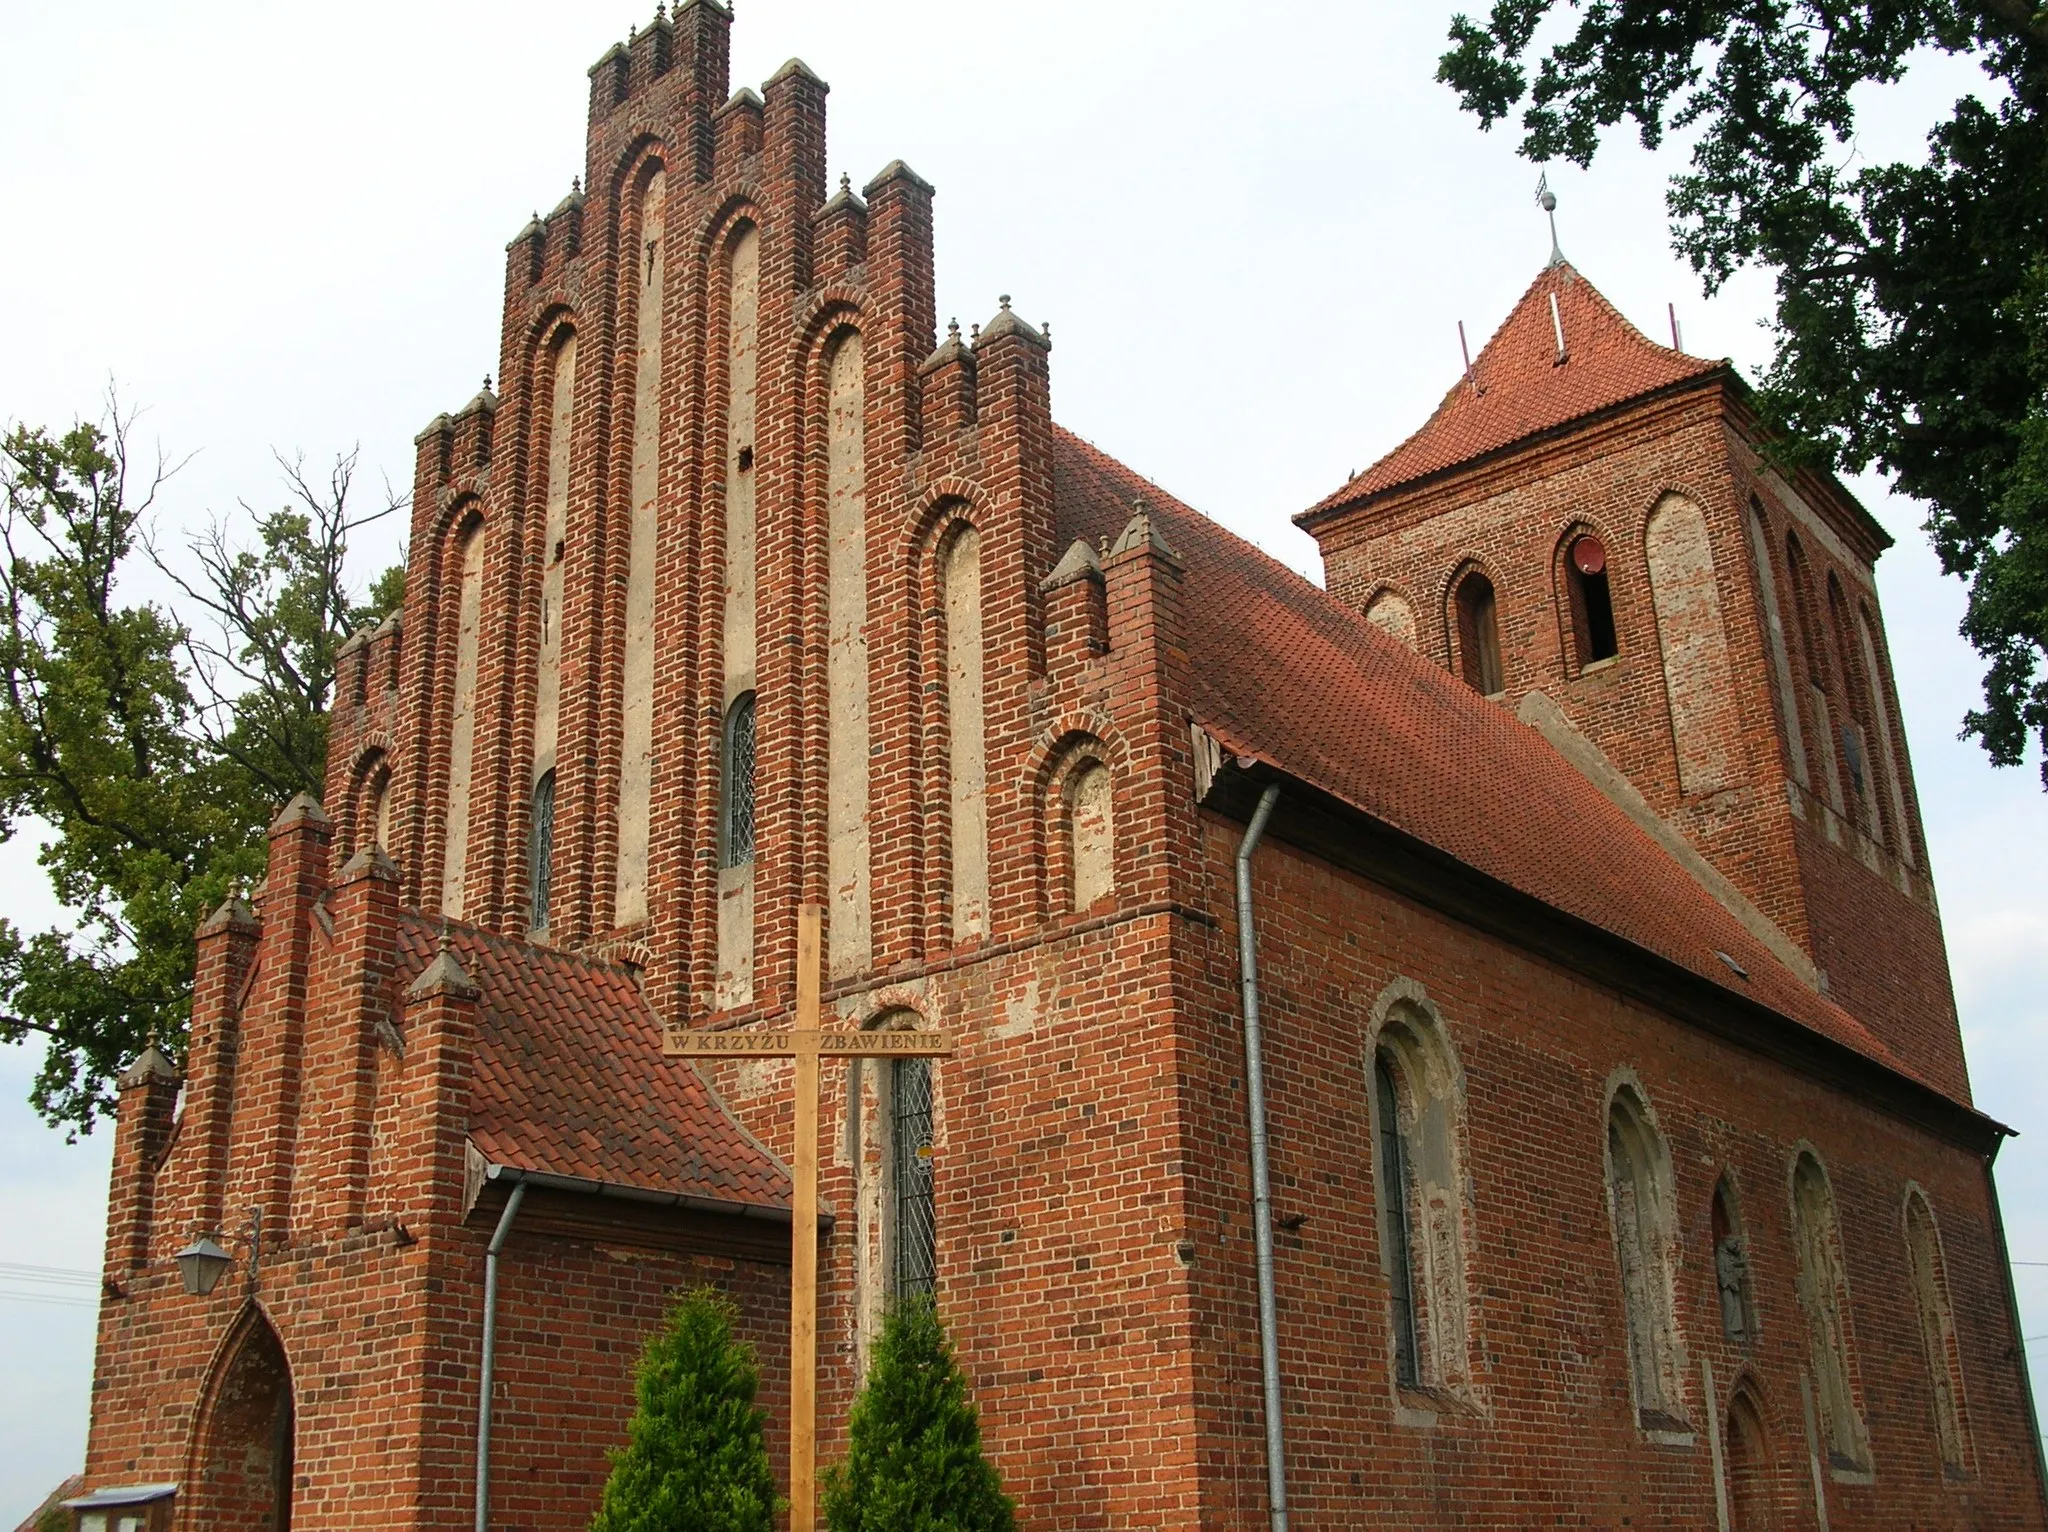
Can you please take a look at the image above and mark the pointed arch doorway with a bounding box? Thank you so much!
[188,1307,295,1532]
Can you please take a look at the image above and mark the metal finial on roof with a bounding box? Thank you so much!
[483,375,493,393]
[438,918,451,955]
[998,294,1012,310]
[1535,172,1564,268]
[947,317,960,339]
[840,172,851,195]
[573,175,582,194]
[970,322,980,340]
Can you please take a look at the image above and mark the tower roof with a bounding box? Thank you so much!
[1299,263,1723,523]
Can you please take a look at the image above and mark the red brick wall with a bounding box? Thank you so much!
[1181,813,2039,1529]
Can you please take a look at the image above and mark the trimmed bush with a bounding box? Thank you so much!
[822,1297,1014,1532]
[590,1287,780,1532]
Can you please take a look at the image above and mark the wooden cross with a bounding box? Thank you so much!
[665,904,954,1532]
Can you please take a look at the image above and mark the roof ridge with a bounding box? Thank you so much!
[1300,261,1723,519]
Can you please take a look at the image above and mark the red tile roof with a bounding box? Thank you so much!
[393,916,791,1214]
[1302,262,1723,519]
[1051,426,1937,1094]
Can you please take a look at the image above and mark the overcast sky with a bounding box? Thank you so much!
[2,1,2042,1516]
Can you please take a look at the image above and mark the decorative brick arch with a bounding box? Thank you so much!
[1027,720,1126,921]
[1721,1370,1781,1529]
[691,187,767,263]
[183,1303,295,1532]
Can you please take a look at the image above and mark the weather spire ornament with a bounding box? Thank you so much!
[1536,172,1564,268]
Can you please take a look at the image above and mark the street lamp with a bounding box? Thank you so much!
[174,1236,233,1297]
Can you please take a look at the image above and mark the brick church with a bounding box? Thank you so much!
[71,5,2048,1529]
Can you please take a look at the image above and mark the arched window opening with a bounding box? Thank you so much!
[1368,992,1473,1398]
[1606,1087,1685,1428]
[1453,570,1505,696]
[1724,1384,1775,1529]
[1068,759,1115,911]
[1565,534,1618,666]
[1790,1151,1867,1470]
[191,1310,295,1532]
[528,769,556,934]
[1374,1054,1422,1388]
[890,1056,937,1299]
[1712,1175,1759,1345]
[720,692,757,870]
[1904,1190,1969,1475]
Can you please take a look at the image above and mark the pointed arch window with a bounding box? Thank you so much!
[720,691,757,869]
[890,1056,937,1299]
[1453,569,1504,696]
[1564,534,1618,667]
[1606,1087,1685,1428]
[1790,1151,1868,1471]
[1368,991,1473,1399]
[528,769,556,933]
[1903,1189,1969,1475]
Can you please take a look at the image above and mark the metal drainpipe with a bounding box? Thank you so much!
[1235,782,1289,1532]
[475,1178,528,1532]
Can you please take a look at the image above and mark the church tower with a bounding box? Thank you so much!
[1295,259,1965,1096]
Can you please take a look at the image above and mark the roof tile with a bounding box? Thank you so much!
[393,917,790,1213]
[1304,263,1722,517]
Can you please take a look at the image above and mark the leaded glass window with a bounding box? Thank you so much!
[721,692,756,869]
[891,1057,936,1299]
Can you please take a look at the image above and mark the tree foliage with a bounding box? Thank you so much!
[590,1287,781,1532]
[822,1297,1014,1532]
[1439,1,2048,780]
[0,398,402,1133]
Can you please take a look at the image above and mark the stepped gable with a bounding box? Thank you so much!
[1051,426,1941,1094]
[1300,262,1724,519]
[393,914,790,1212]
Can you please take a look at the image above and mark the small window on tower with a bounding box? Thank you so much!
[1565,535,1619,667]
[1453,570,1505,697]
[720,692,757,869]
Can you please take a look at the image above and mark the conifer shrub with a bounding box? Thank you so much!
[822,1297,1014,1532]
[590,1287,780,1532]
